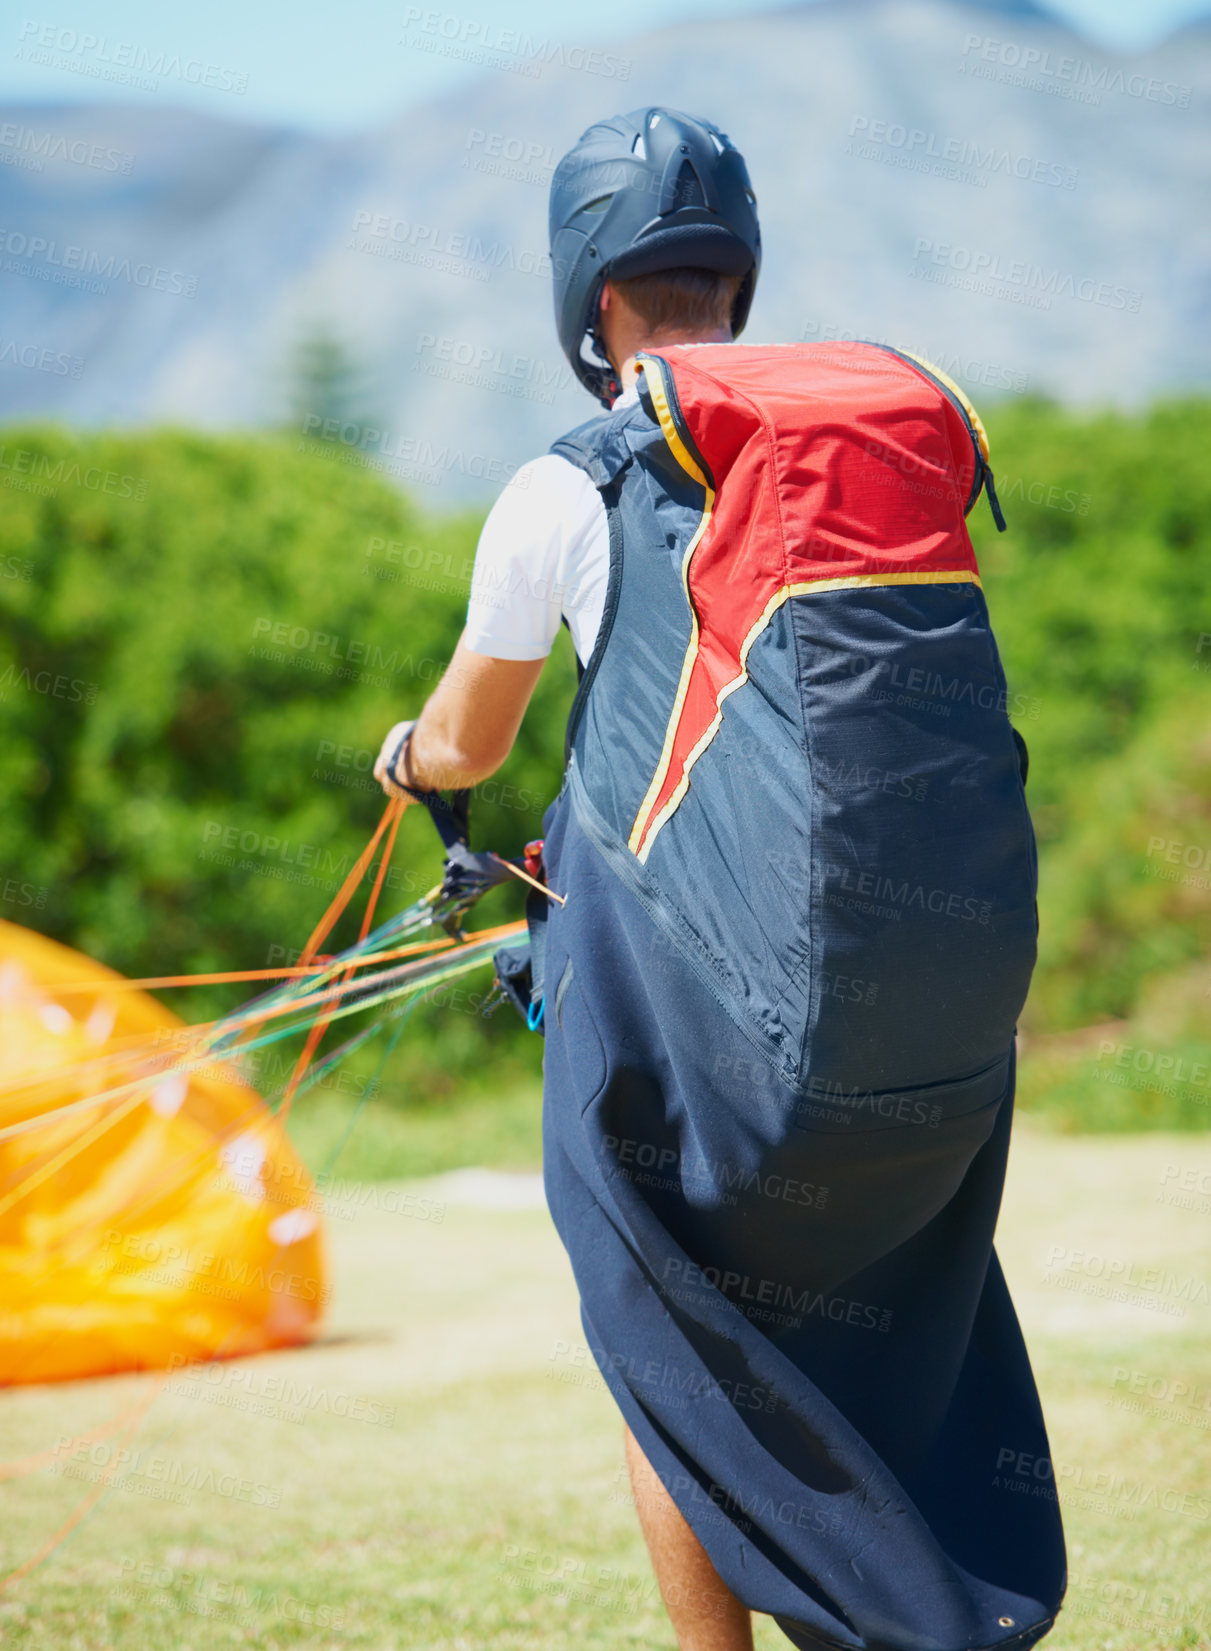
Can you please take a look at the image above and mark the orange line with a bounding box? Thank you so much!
[490,854,566,906]
[0,1389,154,1480]
[39,930,462,994]
[298,799,402,968]
[0,1090,146,1221]
[0,1374,166,1588]
[278,800,405,1128]
[0,931,463,1110]
[0,812,406,1205]
[44,965,339,993]
[48,919,527,1252]
[0,920,521,1126]
[0,913,524,1243]
[0,899,526,1579]
[0,803,411,1589]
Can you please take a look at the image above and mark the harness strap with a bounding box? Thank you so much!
[384,724,472,852]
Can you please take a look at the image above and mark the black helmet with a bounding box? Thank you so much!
[549,106,761,407]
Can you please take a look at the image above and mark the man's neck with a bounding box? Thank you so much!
[616,326,731,392]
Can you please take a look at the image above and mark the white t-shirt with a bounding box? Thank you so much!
[462,383,640,667]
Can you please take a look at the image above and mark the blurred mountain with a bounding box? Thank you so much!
[0,0,1207,504]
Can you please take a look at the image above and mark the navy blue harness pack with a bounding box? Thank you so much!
[495,342,1065,1651]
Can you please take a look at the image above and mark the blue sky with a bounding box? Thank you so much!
[1,0,1202,132]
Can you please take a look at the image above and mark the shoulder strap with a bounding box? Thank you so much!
[549,402,647,488]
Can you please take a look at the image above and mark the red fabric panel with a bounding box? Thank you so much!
[634,343,979,853]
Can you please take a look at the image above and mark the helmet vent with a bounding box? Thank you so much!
[631,131,646,160]
[669,159,706,211]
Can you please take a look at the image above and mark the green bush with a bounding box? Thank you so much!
[970,397,1211,1127]
[0,425,576,1106]
[2,400,1208,1135]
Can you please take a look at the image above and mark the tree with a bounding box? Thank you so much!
[284,323,381,439]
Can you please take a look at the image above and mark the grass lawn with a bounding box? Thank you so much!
[1,1115,1209,1650]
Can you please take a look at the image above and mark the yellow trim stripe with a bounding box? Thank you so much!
[634,354,709,487]
[627,359,715,853]
[634,568,982,864]
[773,569,981,597]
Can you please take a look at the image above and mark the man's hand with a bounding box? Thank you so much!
[372,636,547,802]
[373,720,419,802]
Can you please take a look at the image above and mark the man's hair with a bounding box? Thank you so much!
[609,267,744,335]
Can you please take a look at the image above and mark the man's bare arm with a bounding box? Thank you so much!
[373,634,546,799]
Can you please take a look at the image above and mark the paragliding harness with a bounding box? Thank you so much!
[382,724,552,1033]
[384,338,1029,1047]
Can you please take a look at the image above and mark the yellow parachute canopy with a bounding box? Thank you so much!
[0,919,327,1385]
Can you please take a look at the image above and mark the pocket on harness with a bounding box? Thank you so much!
[551,960,607,1114]
[790,1052,1012,1136]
